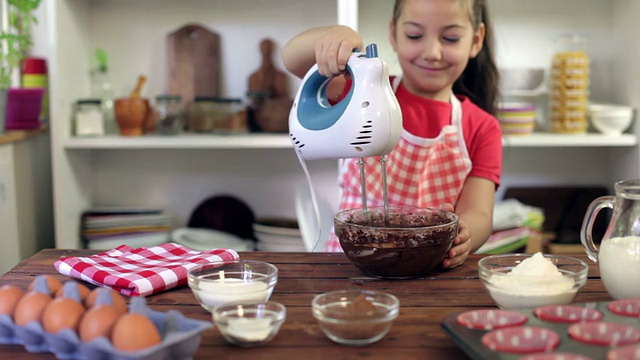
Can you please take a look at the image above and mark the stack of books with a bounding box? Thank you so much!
[81,208,172,249]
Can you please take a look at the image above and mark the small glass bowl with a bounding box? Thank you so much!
[311,289,399,346]
[188,260,278,312]
[212,301,286,347]
[478,253,588,310]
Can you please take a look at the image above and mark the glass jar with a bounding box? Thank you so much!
[246,91,270,132]
[72,99,105,137]
[549,34,590,134]
[186,97,247,133]
[213,98,247,134]
[187,97,216,133]
[155,95,183,135]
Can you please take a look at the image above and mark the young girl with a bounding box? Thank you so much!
[282,0,502,268]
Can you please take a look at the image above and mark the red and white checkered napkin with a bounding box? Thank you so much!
[54,243,239,297]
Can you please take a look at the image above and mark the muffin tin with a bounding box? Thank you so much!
[441,299,640,359]
[0,277,212,360]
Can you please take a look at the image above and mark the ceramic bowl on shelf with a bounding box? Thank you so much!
[334,206,458,279]
[212,301,286,347]
[588,104,634,136]
[187,260,278,312]
[500,68,545,91]
[478,253,588,310]
[311,289,399,346]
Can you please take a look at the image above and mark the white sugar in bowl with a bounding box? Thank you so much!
[478,253,588,310]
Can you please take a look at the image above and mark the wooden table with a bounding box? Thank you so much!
[0,250,609,359]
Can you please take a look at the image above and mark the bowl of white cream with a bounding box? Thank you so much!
[478,253,589,309]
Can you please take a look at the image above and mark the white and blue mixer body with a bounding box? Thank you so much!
[289,43,402,160]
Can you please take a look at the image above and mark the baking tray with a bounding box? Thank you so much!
[441,300,640,359]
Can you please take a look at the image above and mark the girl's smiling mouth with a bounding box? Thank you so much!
[415,63,448,72]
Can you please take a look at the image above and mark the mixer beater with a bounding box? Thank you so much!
[289,43,402,231]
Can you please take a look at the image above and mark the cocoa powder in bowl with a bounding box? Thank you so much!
[334,206,458,278]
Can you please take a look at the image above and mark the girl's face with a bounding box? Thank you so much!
[389,0,485,102]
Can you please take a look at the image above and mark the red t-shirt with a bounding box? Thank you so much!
[394,81,502,186]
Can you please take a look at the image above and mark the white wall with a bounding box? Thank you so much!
[80,0,335,100]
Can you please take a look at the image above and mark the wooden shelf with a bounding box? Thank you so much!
[63,132,637,149]
[0,125,49,146]
[63,133,293,149]
[502,133,637,147]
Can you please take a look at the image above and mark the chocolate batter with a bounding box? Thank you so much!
[335,207,458,278]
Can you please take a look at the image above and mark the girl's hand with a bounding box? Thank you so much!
[440,204,472,269]
[315,25,363,77]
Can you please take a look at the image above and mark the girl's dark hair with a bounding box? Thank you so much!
[393,0,500,116]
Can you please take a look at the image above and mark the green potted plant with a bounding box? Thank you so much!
[9,0,41,59]
[0,0,43,131]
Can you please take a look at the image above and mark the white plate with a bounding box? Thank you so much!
[171,228,255,252]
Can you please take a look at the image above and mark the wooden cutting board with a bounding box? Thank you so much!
[248,38,289,97]
[248,38,291,132]
[167,24,220,105]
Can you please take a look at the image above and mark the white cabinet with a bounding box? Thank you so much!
[43,0,640,249]
[0,133,54,274]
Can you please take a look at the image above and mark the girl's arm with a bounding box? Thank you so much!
[282,25,363,79]
[443,176,496,268]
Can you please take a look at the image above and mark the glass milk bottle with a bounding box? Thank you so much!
[90,66,117,134]
[549,34,590,134]
[581,179,640,299]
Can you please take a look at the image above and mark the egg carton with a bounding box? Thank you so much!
[0,276,213,360]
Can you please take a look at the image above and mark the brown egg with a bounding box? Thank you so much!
[0,285,25,316]
[85,288,127,315]
[42,297,85,334]
[111,313,162,351]
[55,282,91,301]
[28,275,62,295]
[14,291,52,326]
[78,305,121,342]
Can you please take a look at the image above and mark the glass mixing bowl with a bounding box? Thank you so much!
[334,206,458,278]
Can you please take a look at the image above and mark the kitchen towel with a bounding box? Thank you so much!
[54,242,239,297]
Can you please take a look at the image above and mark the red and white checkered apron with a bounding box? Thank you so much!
[325,77,472,251]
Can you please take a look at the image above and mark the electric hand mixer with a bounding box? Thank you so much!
[289,43,403,228]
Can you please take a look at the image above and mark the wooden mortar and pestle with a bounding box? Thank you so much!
[114,75,151,136]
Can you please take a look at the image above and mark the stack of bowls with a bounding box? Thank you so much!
[497,102,537,135]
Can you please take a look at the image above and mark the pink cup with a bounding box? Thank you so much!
[4,88,45,130]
